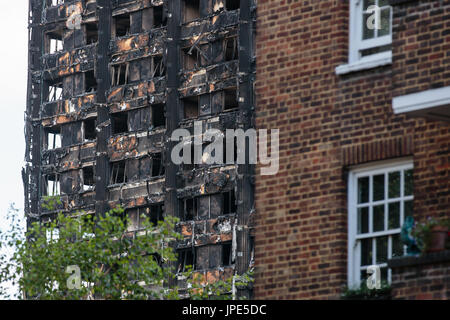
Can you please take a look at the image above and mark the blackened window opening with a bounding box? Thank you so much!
[85,22,98,44]
[152,153,165,177]
[82,166,95,191]
[114,13,131,37]
[112,112,128,135]
[85,70,97,93]
[110,160,127,185]
[223,190,237,214]
[83,119,96,141]
[222,242,232,266]
[226,0,240,11]
[152,104,166,128]
[153,5,167,27]
[178,249,195,273]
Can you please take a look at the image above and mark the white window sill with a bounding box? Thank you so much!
[335,51,392,75]
[392,86,450,121]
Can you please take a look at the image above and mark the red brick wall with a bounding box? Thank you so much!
[254,0,450,299]
[391,0,450,224]
[392,0,450,97]
[390,252,450,300]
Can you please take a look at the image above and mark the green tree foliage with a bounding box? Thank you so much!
[0,200,253,300]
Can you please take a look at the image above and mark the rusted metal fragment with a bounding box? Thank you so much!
[41,93,96,122]
[112,0,163,16]
[190,267,233,287]
[177,216,235,248]
[108,180,165,204]
[108,135,139,160]
[43,0,95,24]
[42,44,96,72]
[180,62,238,90]
[181,10,239,39]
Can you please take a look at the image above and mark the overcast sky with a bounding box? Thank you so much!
[0,1,28,297]
[0,0,28,217]
[0,2,28,216]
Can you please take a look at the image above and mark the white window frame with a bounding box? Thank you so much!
[336,0,393,75]
[393,85,450,120]
[347,158,413,288]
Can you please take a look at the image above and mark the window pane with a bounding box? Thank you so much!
[378,0,390,7]
[379,8,391,37]
[373,205,385,232]
[376,236,388,264]
[388,202,400,229]
[361,238,373,266]
[404,200,413,219]
[358,177,369,204]
[373,174,385,201]
[392,234,404,258]
[363,13,375,40]
[360,270,367,284]
[380,267,388,283]
[388,171,400,198]
[404,169,413,196]
[358,207,369,234]
[363,0,376,10]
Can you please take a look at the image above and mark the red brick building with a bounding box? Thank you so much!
[254,0,450,299]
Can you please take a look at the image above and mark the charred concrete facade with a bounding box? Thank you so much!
[24,0,256,294]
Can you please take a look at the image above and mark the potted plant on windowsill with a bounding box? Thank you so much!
[341,282,391,300]
[413,218,450,253]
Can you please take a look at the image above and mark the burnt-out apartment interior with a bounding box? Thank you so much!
[24,0,256,297]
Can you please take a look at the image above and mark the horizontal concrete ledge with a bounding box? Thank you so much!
[335,51,392,75]
[393,86,450,116]
[388,250,450,269]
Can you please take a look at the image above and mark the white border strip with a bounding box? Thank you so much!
[393,86,450,114]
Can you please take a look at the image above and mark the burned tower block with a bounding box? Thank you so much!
[24,0,256,297]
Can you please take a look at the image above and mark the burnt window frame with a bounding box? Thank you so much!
[152,55,166,78]
[223,190,237,215]
[82,118,97,142]
[180,197,198,221]
[45,78,64,102]
[224,87,239,111]
[44,126,62,150]
[177,248,196,273]
[43,173,61,196]
[84,70,97,93]
[112,12,131,38]
[85,22,99,45]
[182,46,205,71]
[82,166,95,192]
[110,160,128,185]
[111,112,129,135]
[139,204,165,227]
[151,153,165,178]
[224,37,238,61]
[152,103,166,128]
[182,0,200,23]
[111,62,129,87]
[44,28,64,54]
[182,95,199,119]
[222,242,233,267]
[153,5,167,28]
